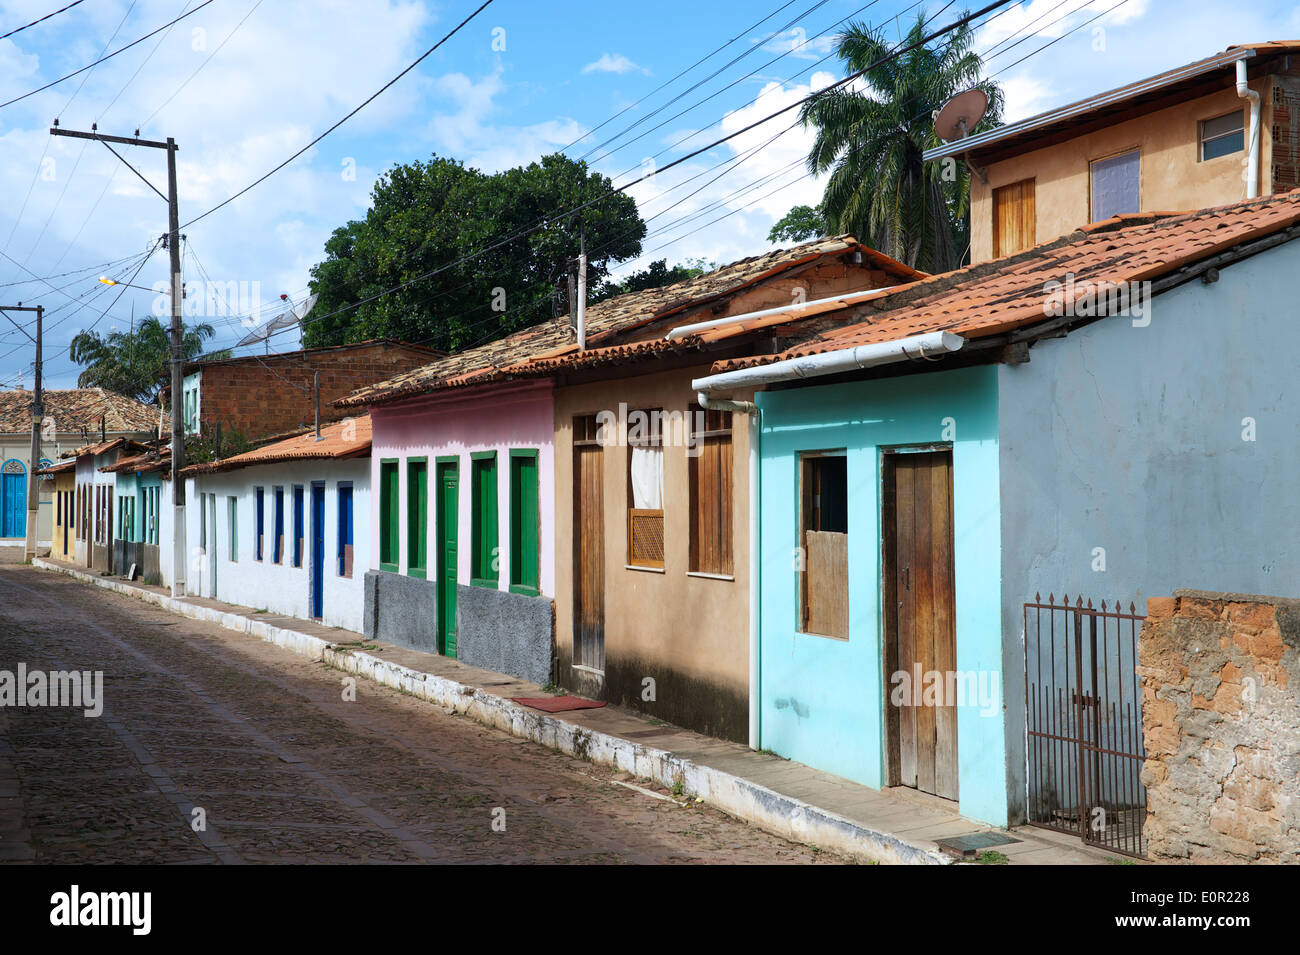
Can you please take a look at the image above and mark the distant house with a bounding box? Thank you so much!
[178,415,371,630]
[0,387,160,548]
[924,42,1300,262]
[689,191,1300,828]
[173,340,442,443]
[65,438,152,574]
[339,236,922,728]
[99,448,170,582]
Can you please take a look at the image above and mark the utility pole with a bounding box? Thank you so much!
[51,123,187,595]
[0,303,44,561]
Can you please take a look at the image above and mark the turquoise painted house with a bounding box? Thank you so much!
[752,365,1006,825]
[691,193,1300,832]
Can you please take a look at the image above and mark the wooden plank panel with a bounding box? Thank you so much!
[931,452,959,800]
[574,443,605,670]
[803,530,848,638]
[912,455,937,796]
[895,459,917,789]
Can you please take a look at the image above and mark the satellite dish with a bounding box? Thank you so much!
[233,292,314,350]
[934,88,989,143]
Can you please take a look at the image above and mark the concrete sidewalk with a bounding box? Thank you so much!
[33,557,1116,865]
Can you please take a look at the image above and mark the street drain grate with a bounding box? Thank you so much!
[935,832,1020,858]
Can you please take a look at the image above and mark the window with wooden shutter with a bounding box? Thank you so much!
[992,178,1035,258]
[379,461,398,572]
[509,450,540,595]
[470,452,499,586]
[626,408,664,569]
[688,405,733,576]
[337,483,353,577]
[407,459,428,578]
[272,486,284,564]
[799,452,849,639]
[255,486,264,561]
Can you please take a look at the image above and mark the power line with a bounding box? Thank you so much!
[182,0,496,228]
[0,0,216,110]
[0,0,88,41]
[234,0,1017,351]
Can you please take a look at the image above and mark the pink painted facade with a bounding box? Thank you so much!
[368,380,555,598]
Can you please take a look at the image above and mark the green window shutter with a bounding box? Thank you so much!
[510,450,539,595]
[380,460,399,572]
[407,459,427,577]
[471,452,498,586]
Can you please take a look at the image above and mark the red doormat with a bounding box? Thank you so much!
[510,695,607,713]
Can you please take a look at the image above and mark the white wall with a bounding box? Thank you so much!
[185,459,370,631]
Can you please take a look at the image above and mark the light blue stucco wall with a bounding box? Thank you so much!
[997,239,1300,824]
[756,364,1007,826]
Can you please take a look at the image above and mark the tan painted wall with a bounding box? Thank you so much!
[971,80,1271,263]
[554,365,753,741]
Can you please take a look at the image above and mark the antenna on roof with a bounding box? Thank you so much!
[934,88,990,183]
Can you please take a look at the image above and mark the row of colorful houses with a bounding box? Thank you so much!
[46,187,1300,832]
[39,42,1300,833]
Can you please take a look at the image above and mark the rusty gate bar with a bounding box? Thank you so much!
[1023,594,1148,858]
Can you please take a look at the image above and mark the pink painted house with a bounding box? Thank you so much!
[342,376,556,683]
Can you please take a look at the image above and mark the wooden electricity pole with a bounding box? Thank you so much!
[51,124,187,594]
[0,303,43,560]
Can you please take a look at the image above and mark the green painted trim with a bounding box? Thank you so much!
[470,449,497,461]
[407,568,426,579]
[470,577,497,589]
[435,454,460,465]
[509,583,540,597]
[380,562,399,574]
[508,448,539,460]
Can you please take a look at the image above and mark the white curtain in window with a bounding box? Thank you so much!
[630,446,664,509]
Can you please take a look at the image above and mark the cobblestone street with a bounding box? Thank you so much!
[0,565,837,864]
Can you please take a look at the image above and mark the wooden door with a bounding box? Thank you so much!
[884,450,958,800]
[436,461,458,658]
[573,417,605,671]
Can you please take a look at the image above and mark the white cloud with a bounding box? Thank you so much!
[582,53,649,76]
[757,27,837,61]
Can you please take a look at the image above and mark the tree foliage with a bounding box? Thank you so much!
[590,257,713,303]
[799,14,1003,272]
[68,317,221,402]
[304,153,647,352]
[768,204,829,244]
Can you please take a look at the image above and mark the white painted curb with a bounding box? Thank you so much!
[34,559,951,865]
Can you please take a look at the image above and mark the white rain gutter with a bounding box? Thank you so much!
[663,286,902,342]
[691,330,965,394]
[1236,58,1261,199]
[692,329,965,751]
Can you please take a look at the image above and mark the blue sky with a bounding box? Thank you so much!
[0,0,1296,391]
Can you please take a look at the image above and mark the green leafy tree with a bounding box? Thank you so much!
[800,13,1003,271]
[768,203,829,244]
[305,153,646,352]
[591,258,712,303]
[68,317,221,402]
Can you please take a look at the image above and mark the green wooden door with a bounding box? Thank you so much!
[436,461,458,658]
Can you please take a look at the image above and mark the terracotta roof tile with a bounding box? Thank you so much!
[337,236,921,407]
[710,191,1300,373]
[0,387,164,435]
[181,414,371,476]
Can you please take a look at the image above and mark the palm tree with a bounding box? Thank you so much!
[69,316,225,402]
[800,12,1003,272]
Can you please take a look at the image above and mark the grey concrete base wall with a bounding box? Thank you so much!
[142,543,160,582]
[364,570,438,652]
[456,584,554,685]
[90,543,111,575]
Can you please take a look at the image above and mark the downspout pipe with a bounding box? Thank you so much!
[1237,58,1261,199]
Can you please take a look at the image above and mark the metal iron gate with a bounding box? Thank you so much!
[1023,594,1147,857]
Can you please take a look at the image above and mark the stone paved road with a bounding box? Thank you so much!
[0,566,839,864]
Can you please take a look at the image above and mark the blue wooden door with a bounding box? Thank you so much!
[310,484,325,619]
[1,461,25,538]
